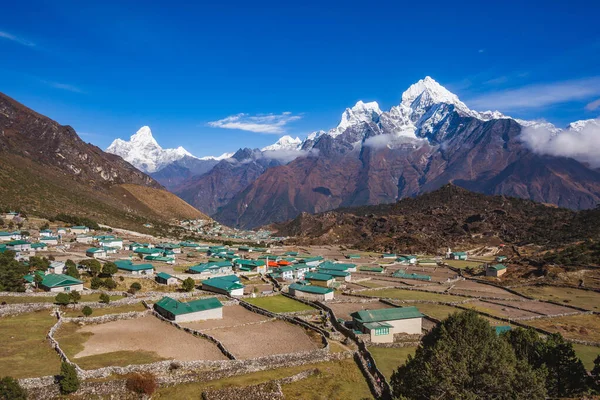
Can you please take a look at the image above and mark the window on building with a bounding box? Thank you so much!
[374,327,389,336]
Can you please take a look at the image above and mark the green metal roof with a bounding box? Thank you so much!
[352,306,423,323]
[203,275,244,292]
[305,272,334,281]
[393,270,431,281]
[236,259,265,267]
[86,247,105,253]
[284,251,298,256]
[115,260,154,271]
[319,261,354,271]
[6,240,30,246]
[71,226,88,229]
[489,264,507,271]
[495,325,512,335]
[289,283,333,295]
[40,236,59,241]
[37,273,83,288]
[359,266,384,272]
[317,268,350,277]
[134,247,160,254]
[156,272,174,280]
[155,296,223,316]
[144,256,174,262]
[363,321,393,330]
[31,243,47,249]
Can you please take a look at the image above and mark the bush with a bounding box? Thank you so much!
[101,262,118,276]
[68,290,81,304]
[90,277,103,289]
[104,278,117,290]
[182,277,195,292]
[119,276,125,282]
[82,306,93,317]
[59,362,79,394]
[0,376,27,399]
[55,292,71,306]
[99,293,110,304]
[126,373,157,395]
[130,282,142,291]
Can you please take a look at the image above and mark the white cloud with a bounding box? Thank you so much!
[0,31,35,47]
[41,80,84,93]
[478,49,485,53]
[520,119,600,167]
[586,98,600,111]
[467,77,600,111]
[208,112,301,134]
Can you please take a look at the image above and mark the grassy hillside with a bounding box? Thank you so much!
[0,155,207,231]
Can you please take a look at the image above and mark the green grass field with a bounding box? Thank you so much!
[0,311,61,378]
[572,344,600,371]
[360,289,466,303]
[54,321,165,369]
[413,303,462,320]
[155,359,373,400]
[244,295,314,313]
[357,280,392,288]
[368,346,417,380]
[0,293,124,304]
[513,286,600,311]
[61,302,147,318]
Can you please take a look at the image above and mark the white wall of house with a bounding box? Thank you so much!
[173,307,223,322]
[388,317,422,334]
[46,283,84,292]
[41,239,58,245]
[229,287,244,297]
[370,331,394,343]
[290,289,334,301]
[76,237,93,244]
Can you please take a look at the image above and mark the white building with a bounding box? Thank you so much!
[154,296,223,322]
[352,306,423,343]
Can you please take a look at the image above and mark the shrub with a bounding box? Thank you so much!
[59,362,79,394]
[101,262,118,276]
[99,293,110,304]
[68,290,81,304]
[55,292,71,306]
[125,373,157,395]
[182,277,195,292]
[82,306,93,317]
[119,276,125,282]
[90,277,103,289]
[0,376,27,399]
[104,278,117,290]
[130,282,142,291]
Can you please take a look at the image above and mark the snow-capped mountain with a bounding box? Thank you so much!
[261,135,302,151]
[107,126,195,173]
[199,152,235,161]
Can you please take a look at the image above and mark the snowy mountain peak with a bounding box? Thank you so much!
[566,119,600,132]
[198,152,234,161]
[130,126,158,146]
[107,126,197,173]
[333,100,382,136]
[401,76,463,108]
[262,135,302,151]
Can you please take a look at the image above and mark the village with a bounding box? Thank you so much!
[1,211,600,399]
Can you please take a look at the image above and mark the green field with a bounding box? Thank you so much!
[0,311,61,378]
[413,303,462,320]
[369,346,417,380]
[61,302,147,318]
[360,289,466,302]
[55,321,165,369]
[573,344,600,371]
[513,286,600,311]
[244,295,315,313]
[0,293,124,304]
[357,280,392,288]
[155,359,373,400]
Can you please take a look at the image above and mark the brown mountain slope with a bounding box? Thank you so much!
[271,185,600,254]
[0,92,206,228]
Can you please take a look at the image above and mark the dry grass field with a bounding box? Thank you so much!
[327,301,394,321]
[244,295,315,313]
[449,281,523,299]
[119,183,208,220]
[525,314,600,342]
[181,304,271,330]
[490,300,576,316]
[56,315,226,369]
[208,320,321,359]
[513,286,600,311]
[360,288,466,302]
[460,300,539,319]
[369,346,417,380]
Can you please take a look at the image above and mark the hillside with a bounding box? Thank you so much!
[271,185,600,254]
[0,92,207,229]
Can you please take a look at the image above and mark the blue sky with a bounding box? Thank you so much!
[1,0,599,157]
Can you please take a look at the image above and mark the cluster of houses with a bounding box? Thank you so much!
[23,261,84,292]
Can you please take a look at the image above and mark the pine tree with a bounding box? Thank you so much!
[390,311,546,400]
[59,362,79,394]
